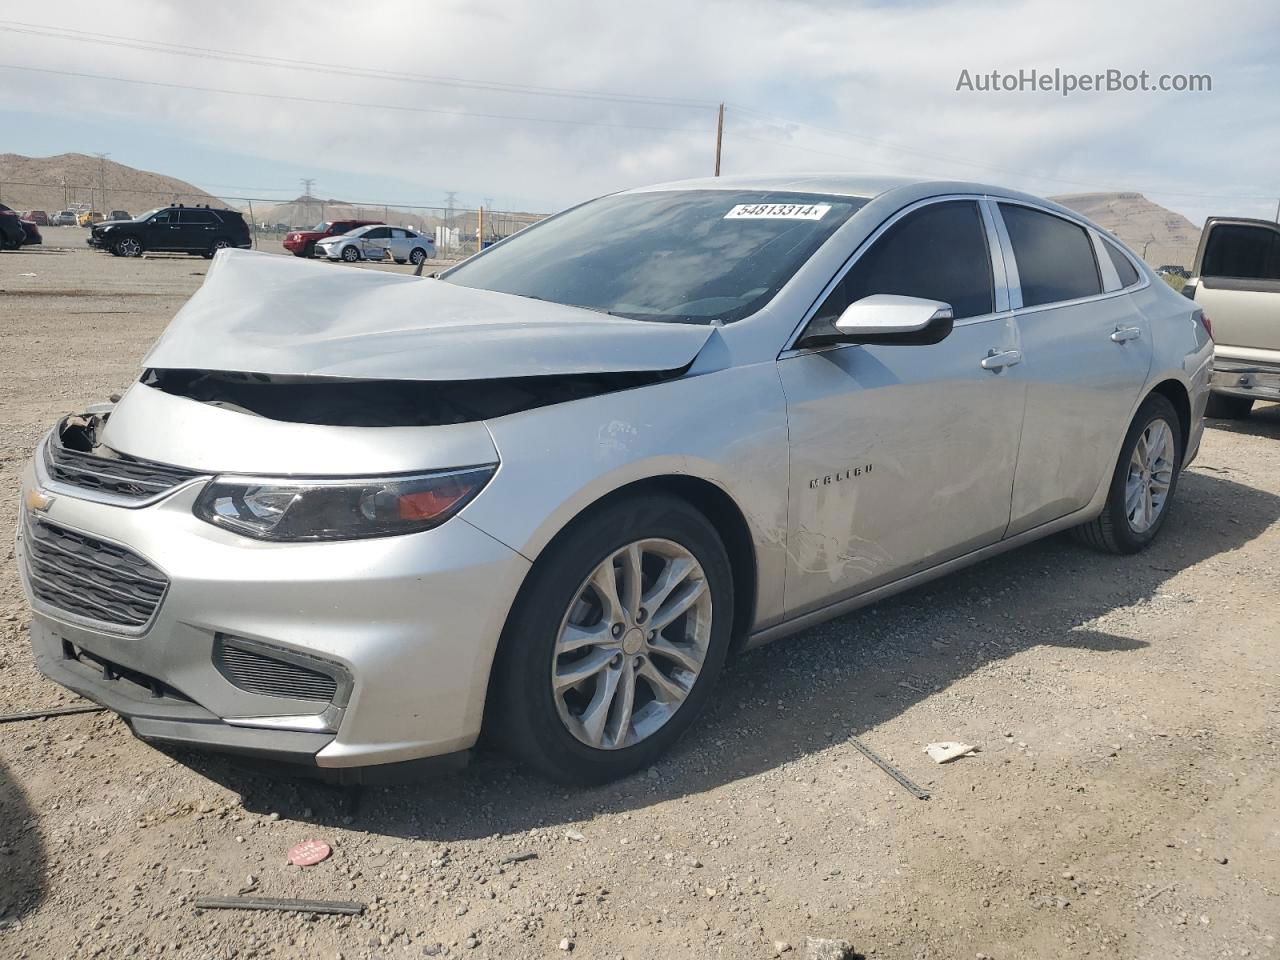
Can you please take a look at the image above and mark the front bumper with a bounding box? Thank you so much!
[18,439,530,770]
[1211,357,1280,403]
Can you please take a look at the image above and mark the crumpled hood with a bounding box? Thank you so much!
[143,249,715,381]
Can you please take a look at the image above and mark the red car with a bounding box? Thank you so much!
[283,219,381,258]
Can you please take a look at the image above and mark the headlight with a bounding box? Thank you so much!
[192,465,496,541]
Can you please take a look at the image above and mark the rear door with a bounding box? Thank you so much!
[998,202,1153,536]
[778,197,1026,616]
[177,209,218,250]
[1191,220,1280,355]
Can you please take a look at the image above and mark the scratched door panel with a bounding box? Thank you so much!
[778,316,1025,618]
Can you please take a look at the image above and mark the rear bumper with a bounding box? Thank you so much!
[1211,357,1280,402]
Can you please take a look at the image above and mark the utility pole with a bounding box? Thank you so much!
[714,103,725,177]
[300,178,316,226]
[93,152,109,212]
[1274,198,1279,224]
[444,191,458,256]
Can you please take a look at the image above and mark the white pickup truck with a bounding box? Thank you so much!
[1184,217,1280,418]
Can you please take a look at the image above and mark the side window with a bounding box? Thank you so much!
[1201,224,1280,280]
[179,209,216,224]
[816,200,995,322]
[390,228,407,239]
[149,210,173,224]
[1104,241,1141,287]
[1000,204,1101,307]
[366,227,391,239]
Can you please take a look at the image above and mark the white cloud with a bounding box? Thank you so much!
[2,0,1277,223]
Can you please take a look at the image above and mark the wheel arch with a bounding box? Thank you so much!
[1147,377,1192,456]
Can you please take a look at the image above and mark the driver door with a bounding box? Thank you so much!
[778,197,1027,617]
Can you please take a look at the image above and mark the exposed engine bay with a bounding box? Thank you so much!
[142,367,679,427]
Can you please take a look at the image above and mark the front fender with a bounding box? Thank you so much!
[461,362,791,629]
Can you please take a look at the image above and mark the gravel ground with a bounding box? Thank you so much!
[2,232,1278,960]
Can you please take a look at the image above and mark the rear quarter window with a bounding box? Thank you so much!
[1104,241,1141,287]
[1000,204,1102,307]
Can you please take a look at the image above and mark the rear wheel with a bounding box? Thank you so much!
[114,236,143,257]
[491,495,734,784]
[409,247,428,266]
[202,237,232,259]
[1074,393,1183,554]
[1205,393,1253,419]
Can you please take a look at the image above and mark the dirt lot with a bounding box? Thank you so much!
[2,231,1278,960]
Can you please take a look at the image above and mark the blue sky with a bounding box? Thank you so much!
[2,0,1278,224]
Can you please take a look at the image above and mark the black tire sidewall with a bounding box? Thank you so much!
[1102,394,1184,552]
[494,495,735,784]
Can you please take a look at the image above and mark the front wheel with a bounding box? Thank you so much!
[1074,393,1184,554]
[114,236,143,257]
[490,495,734,784]
[340,245,360,262]
[1205,393,1253,419]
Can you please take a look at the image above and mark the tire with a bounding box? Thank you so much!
[490,494,734,785]
[340,245,360,263]
[394,258,407,265]
[291,250,309,258]
[114,236,143,257]
[1074,393,1184,554]
[409,247,427,266]
[203,237,232,259]
[1205,393,1253,419]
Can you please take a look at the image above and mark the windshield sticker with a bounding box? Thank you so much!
[724,203,831,220]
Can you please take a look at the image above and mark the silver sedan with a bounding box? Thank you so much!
[316,224,435,265]
[17,175,1212,784]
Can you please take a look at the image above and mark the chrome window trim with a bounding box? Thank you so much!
[1092,229,1123,292]
[782,193,1007,353]
[990,198,1152,317]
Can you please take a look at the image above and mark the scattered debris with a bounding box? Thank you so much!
[0,704,106,724]
[193,896,363,916]
[286,839,332,866]
[849,736,931,800]
[924,741,979,764]
[558,938,574,951]
[500,851,538,865]
[805,936,854,960]
[17,272,37,278]
[564,829,587,842]
[1140,882,1176,907]
[774,941,793,956]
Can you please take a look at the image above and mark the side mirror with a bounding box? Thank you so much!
[803,294,955,347]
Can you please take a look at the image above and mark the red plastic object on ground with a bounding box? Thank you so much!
[287,839,332,866]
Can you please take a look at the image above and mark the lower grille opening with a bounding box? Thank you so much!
[214,637,341,703]
[62,640,192,703]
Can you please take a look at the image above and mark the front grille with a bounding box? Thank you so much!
[23,516,167,630]
[45,431,200,501]
[215,640,339,703]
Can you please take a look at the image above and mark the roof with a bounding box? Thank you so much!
[627,173,924,198]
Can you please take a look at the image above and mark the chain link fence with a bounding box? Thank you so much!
[0,179,548,259]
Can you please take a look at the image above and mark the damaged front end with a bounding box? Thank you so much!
[141,366,681,427]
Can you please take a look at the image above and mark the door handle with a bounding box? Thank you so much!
[1110,326,1142,343]
[980,349,1022,371]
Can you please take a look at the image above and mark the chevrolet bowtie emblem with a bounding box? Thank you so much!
[25,488,54,513]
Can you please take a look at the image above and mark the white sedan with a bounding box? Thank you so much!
[316,225,435,265]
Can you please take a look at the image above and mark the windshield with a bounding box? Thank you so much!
[310,221,335,232]
[137,208,163,221]
[441,190,866,324]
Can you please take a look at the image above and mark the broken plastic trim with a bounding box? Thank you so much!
[142,367,682,427]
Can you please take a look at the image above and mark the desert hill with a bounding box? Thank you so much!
[1051,191,1200,270]
[0,153,222,216]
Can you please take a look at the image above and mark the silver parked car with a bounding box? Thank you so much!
[316,224,434,265]
[17,175,1212,784]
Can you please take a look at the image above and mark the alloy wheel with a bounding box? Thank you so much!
[410,248,426,265]
[552,538,712,750]
[1124,417,1175,533]
[117,237,141,257]
[341,246,359,262]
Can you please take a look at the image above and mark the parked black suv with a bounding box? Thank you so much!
[89,204,252,258]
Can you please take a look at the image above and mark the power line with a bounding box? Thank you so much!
[0,63,712,135]
[0,19,717,110]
